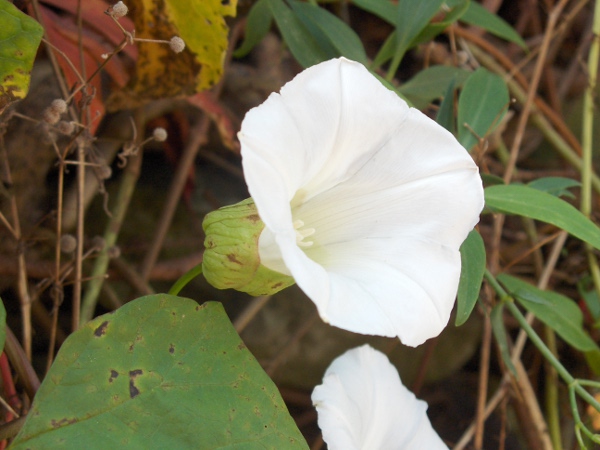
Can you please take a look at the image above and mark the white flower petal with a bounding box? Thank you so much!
[241,57,410,232]
[312,345,447,450]
[240,57,484,344]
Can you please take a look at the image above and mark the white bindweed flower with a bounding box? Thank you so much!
[239,57,484,346]
[312,345,448,450]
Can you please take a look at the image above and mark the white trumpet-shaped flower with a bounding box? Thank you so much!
[239,57,483,346]
[312,345,447,450]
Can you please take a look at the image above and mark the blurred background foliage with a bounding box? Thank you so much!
[0,0,599,448]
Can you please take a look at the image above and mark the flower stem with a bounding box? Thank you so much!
[485,270,600,443]
[168,264,203,296]
[581,0,600,342]
[581,0,600,219]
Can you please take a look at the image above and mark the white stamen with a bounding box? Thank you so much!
[293,219,315,248]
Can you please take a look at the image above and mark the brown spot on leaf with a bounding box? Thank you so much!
[109,370,119,383]
[221,0,230,5]
[237,342,246,350]
[169,344,175,354]
[246,214,260,223]
[50,417,77,428]
[129,369,143,399]
[129,382,140,399]
[94,321,109,337]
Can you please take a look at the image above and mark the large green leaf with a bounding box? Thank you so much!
[458,67,509,151]
[456,230,486,326]
[267,0,330,68]
[0,1,43,112]
[289,1,368,64]
[498,274,599,352]
[485,184,600,250]
[11,295,307,449]
[398,65,470,110]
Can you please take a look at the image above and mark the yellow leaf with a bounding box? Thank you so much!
[107,0,236,110]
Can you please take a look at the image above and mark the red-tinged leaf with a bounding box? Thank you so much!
[47,11,130,87]
[40,0,137,59]
[42,8,105,135]
[188,92,240,153]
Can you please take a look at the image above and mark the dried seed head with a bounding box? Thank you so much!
[111,1,128,18]
[42,108,60,125]
[169,36,185,53]
[57,121,75,135]
[107,245,121,259]
[91,236,106,251]
[59,234,77,253]
[97,165,112,180]
[50,99,68,114]
[152,127,168,142]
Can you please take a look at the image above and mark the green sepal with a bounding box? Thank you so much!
[202,198,295,296]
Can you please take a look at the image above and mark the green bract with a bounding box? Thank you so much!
[202,198,295,296]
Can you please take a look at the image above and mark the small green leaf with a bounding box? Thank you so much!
[398,65,470,110]
[411,0,470,46]
[371,30,396,69]
[351,0,396,24]
[289,1,368,64]
[481,173,505,186]
[0,1,43,112]
[456,230,486,326]
[578,277,600,322]
[485,184,600,250]
[584,349,600,376]
[461,2,527,50]
[392,0,444,68]
[436,78,456,132]
[268,0,331,68]
[11,295,308,449]
[528,176,581,199]
[498,274,599,352]
[233,0,272,58]
[490,303,517,375]
[458,67,509,151]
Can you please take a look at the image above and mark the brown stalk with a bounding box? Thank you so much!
[0,135,32,360]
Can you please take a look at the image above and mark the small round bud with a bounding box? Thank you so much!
[111,1,128,18]
[152,127,167,142]
[107,246,121,259]
[169,36,185,53]
[57,121,75,135]
[50,99,68,114]
[59,234,77,253]
[97,165,112,180]
[42,108,60,125]
[202,198,295,296]
[91,236,106,251]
